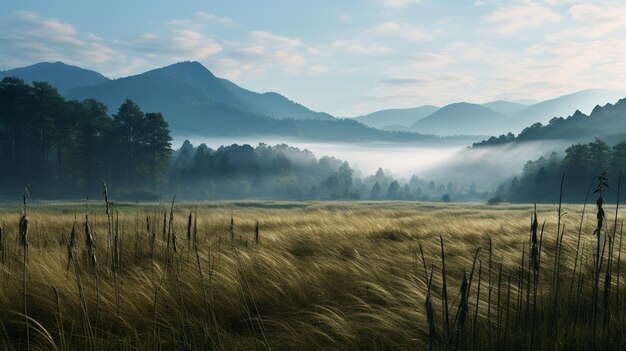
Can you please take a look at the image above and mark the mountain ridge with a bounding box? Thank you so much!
[0,61,110,94]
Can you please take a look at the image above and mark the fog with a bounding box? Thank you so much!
[422,140,571,190]
[174,136,468,178]
[173,136,569,192]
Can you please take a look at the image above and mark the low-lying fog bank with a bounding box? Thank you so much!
[174,136,569,193]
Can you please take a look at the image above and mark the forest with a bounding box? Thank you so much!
[503,138,626,202]
[0,77,172,199]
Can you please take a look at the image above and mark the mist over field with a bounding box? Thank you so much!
[174,136,468,179]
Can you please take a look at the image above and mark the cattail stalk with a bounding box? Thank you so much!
[472,261,482,351]
[440,236,450,339]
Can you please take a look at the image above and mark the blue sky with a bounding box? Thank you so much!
[1,0,625,116]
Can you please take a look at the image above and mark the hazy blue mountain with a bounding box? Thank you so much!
[219,79,334,121]
[0,61,109,94]
[482,100,526,115]
[474,98,626,147]
[64,61,465,142]
[354,105,439,128]
[69,61,333,123]
[409,102,506,136]
[514,98,540,105]
[509,89,626,132]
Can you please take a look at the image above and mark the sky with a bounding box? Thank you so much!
[0,0,625,116]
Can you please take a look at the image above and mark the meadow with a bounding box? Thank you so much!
[0,199,623,350]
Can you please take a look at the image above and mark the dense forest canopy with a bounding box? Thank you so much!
[503,138,626,203]
[0,77,172,199]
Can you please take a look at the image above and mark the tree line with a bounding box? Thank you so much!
[168,140,486,201]
[0,77,172,199]
[503,138,626,203]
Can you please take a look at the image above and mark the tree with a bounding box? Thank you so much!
[387,180,400,199]
[142,112,172,187]
[112,99,145,188]
[371,182,381,199]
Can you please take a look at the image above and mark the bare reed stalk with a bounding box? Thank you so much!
[487,236,493,351]
[440,236,450,339]
[148,216,155,259]
[114,211,120,315]
[504,274,511,349]
[19,188,30,351]
[529,208,539,350]
[592,172,608,335]
[230,215,235,245]
[84,214,99,322]
[496,264,502,348]
[425,267,437,351]
[187,210,192,249]
[551,173,565,330]
[66,219,77,270]
[472,261,482,351]
[134,212,139,258]
[515,245,525,330]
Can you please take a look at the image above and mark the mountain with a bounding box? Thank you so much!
[69,61,333,123]
[474,98,626,147]
[63,61,464,142]
[409,102,506,136]
[353,105,439,129]
[482,100,526,115]
[0,61,109,94]
[508,89,626,132]
[219,79,334,121]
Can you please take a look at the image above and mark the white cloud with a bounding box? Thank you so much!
[0,11,116,67]
[485,2,561,34]
[195,11,234,24]
[249,31,303,49]
[368,21,431,41]
[133,29,222,60]
[378,0,421,8]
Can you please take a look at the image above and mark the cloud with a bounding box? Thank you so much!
[194,11,234,24]
[377,0,421,8]
[368,21,431,41]
[133,30,222,60]
[0,11,116,68]
[485,2,561,34]
[218,31,308,78]
[546,3,626,41]
[249,31,303,50]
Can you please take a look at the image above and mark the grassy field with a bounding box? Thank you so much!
[0,200,623,350]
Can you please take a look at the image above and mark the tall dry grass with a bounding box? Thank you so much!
[0,200,623,350]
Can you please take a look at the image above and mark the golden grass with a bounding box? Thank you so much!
[0,201,623,350]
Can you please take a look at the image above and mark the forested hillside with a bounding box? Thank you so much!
[503,138,626,203]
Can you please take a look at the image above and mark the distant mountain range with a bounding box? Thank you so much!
[2,61,471,143]
[353,105,439,129]
[354,89,626,136]
[3,61,624,141]
[474,98,626,147]
[0,61,109,94]
[409,102,505,136]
